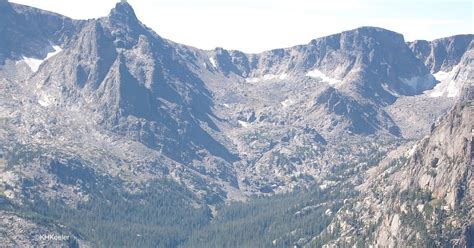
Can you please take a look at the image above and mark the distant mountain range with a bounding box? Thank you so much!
[0,1,472,247]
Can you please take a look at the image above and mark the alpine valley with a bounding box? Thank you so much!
[0,1,472,247]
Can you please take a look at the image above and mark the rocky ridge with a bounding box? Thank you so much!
[0,1,472,247]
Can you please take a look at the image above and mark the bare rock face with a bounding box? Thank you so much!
[384,38,473,139]
[206,27,442,138]
[408,35,474,73]
[214,27,436,103]
[313,84,473,247]
[0,1,472,247]
[27,2,237,165]
[0,1,78,64]
[0,210,88,247]
[0,3,241,239]
[310,87,400,135]
[205,27,451,140]
[402,87,472,209]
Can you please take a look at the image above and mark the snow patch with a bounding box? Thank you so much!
[245,77,260,83]
[382,83,400,97]
[209,57,217,68]
[325,208,333,216]
[433,71,450,81]
[425,70,460,98]
[238,120,251,128]
[306,69,341,86]
[405,144,418,157]
[18,45,62,72]
[245,73,288,83]
[280,98,295,108]
[278,73,288,80]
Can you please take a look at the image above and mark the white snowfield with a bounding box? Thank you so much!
[209,57,217,68]
[18,45,62,73]
[426,69,460,98]
[245,73,287,83]
[280,98,295,108]
[306,69,342,86]
[238,120,251,128]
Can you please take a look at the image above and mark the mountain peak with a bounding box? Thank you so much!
[109,0,138,22]
[343,26,404,40]
[353,26,393,32]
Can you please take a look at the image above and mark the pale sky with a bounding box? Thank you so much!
[9,0,474,53]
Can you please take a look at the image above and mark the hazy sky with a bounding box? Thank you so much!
[10,0,473,53]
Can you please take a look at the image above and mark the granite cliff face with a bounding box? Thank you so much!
[386,38,473,139]
[0,1,472,247]
[313,84,473,247]
[212,27,437,104]
[0,0,78,64]
[408,35,473,73]
[28,3,236,164]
